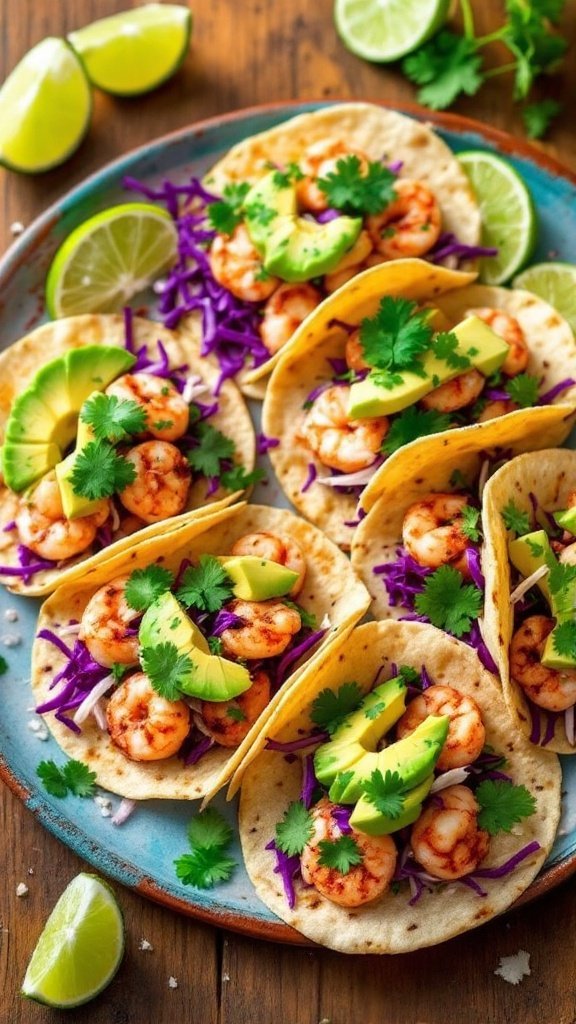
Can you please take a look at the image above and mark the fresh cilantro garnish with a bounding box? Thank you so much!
[476,779,536,835]
[152,419,174,431]
[461,505,482,542]
[432,331,471,371]
[36,758,97,799]
[208,636,223,655]
[244,199,277,227]
[0,655,7,675]
[381,407,452,455]
[547,558,576,599]
[80,393,146,442]
[207,182,250,234]
[187,806,234,849]
[402,30,484,110]
[175,554,234,613]
[526,538,544,557]
[359,296,433,374]
[175,849,237,888]
[125,565,175,611]
[270,162,304,187]
[365,701,386,721]
[219,465,266,491]
[275,800,314,856]
[111,662,128,683]
[414,565,483,637]
[504,373,540,408]
[254,266,272,282]
[310,681,364,734]
[284,600,317,630]
[522,99,562,139]
[226,705,246,722]
[186,422,236,478]
[501,499,531,535]
[397,665,421,687]
[361,769,406,819]
[450,468,469,489]
[70,439,136,499]
[550,621,576,659]
[317,834,363,873]
[139,642,192,700]
[317,155,397,216]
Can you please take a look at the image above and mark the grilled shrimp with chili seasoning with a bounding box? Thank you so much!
[209,223,280,302]
[510,615,576,712]
[16,472,110,562]
[79,575,141,668]
[200,670,271,748]
[420,369,485,413]
[366,180,441,259]
[105,373,190,442]
[117,440,191,524]
[219,599,302,660]
[466,308,529,378]
[401,494,474,575]
[410,784,490,880]
[396,685,486,771]
[299,386,388,473]
[260,283,322,355]
[106,672,190,762]
[230,531,306,597]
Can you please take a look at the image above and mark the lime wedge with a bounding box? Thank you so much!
[21,873,124,1008]
[68,3,192,96]
[514,262,576,333]
[0,38,91,174]
[334,0,450,62]
[458,151,537,285]
[46,202,178,318]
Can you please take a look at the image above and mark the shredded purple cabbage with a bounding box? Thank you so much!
[35,635,110,727]
[471,840,541,879]
[275,628,327,687]
[300,753,316,809]
[343,507,367,528]
[2,520,16,532]
[265,839,301,910]
[181,733,215,766]
[538,378,576,405]
[484,388,511,402]
[465,547,485,590]
[332,805,353,834]
[0,545,56,581]
[256,432,280,454]
[265,730,328,753]
[420,665,435,690]
[316,208,340,223]
[302,463,317,493]
[427,232,499,265]
[211,609,243,636]
[373,551,433,608]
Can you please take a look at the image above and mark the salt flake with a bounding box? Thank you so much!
[168,976,178,989]
[16,883,29,897]
[494,949,531,985]
[138,938,154,952]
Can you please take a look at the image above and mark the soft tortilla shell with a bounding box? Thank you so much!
[352,409,576,620]
[483,449,576,753]
[238,620,561,954]
[0,314,255,596]
[32,502,370,801]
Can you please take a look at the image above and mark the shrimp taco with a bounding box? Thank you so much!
[482,449,576,754]
[129,102,483,397]
[236,620,561,954]
[262,259,576,547]
[0,312,255,597]
[31,500,370,801]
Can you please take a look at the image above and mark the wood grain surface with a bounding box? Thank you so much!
[1,2,576,1022]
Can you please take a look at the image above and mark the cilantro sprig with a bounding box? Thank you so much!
[317,155,397,216]
[139,642,193,700]
[501,499,531,536]
[174,807,237,888]
[551,620,576,659]
[360,769,407,820]
[414,565,483,637]
[80,393,146,442]
[432,332,471,371]
[523,98,562,139]
[381,407,452,455]
[476,780,536,835]
[207,182,250,235]
[70,439,136,500]
[185,422,236,478]
[504,373,540,408]
[175,555,234,613]
[275,801,314,856]
[359,296,434,377]
[220,465,266,491]
[310,682,364,735]
[36,758,97,799]
[125,565,175,611]
[461,505,482,542]
[317,835,363,873]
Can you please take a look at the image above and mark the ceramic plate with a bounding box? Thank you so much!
[1,102,576,945]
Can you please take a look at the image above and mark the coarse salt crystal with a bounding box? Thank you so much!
[10,221,24,236]
[27,718,49,740]
[494,949,531,985]
[16,883,28,897]
[168,976,178,989]
[4,609,18,622]
[3,633,21,647]
[139,938,154,951]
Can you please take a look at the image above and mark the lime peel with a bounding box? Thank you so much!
[334,0,450,63]
[513,262,576,334]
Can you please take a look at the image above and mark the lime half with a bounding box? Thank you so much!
[458,151,537,285]
[514,262,576,333]
[0,38,91,174]
[68,3,192,96]
[334,0,450,62]
[46,202,178,318]
[22,873,124,1009]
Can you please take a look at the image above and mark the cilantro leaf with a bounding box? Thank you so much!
[317,835,363,874]
[220,465,266,491]
[461,505,482,542]
[207,182,250,234]
[505,373,540,408]
[414,565,483,637]
[111,662,129,683]
[187,807,234,850]
[503,2,567,99]
[186,422,236,478]
[175,555,234,613]
[317,155,397,216]
[36,758,96,798]
[551,620,576,658]
[381,407,452,455]
[271,162,304,187]
[227,705,246,722]
[310,682,364,734]
[70,439,136,499]
[36,760,69,798]
[397,665,421,687]
[501,499,531,535]
[174,848,237,888]
[476,779,536,835]
[449,469,469,489]
[522,99,562,139]
[208,636,223,655]
[80,393,147,442]
[125,565,175,611]
[365,701,386,721]
[244,199,277,227]
[526,538,544,557]
[432,331,471,371]
[361,769,407,819]
[139,642,192,700]
[275,801,314,856]
[284,600,317,630]
[0,655,7,676]
[360,297,433,373]
[547,558,576,599]
[402,31,484,110]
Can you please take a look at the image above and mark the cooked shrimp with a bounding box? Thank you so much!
[117,440,191,524]
[366,180,441,259]
[260,282,322,355]
[200,670,270,748]
[323,230,374,293]
[420,369,485,413]
[106,672,190,762]
[477,399,518,423]
[300,797,397,907]
[296,140,370,212]
[231,531,306,596]
[396,685,485,770]
[209,224,280,302]
[466,308,528,377]
[402,493,473,574]
[510,615,576,712]
[410,784,490,880]
[16,472,110,562]
[79,575,141,668]
[299,385,388,473]
[219,598,302,660]
[105,373,190,442]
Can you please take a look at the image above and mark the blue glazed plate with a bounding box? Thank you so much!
[1,102,576,944]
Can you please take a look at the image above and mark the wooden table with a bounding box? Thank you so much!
[1,1,576,1021]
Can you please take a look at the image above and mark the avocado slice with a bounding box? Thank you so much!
[555,507,576,535]
[139,592,252,701]
[219,555,299,601]
[54,411,103,520]
[1,441,61,493]
[508,530,553,607]
[243,172,362,283]
[349,773,434,836]
[313,676,407,787]
[347,316,510,420]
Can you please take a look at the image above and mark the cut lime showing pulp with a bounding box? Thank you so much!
[0,38,91,174]
[458,151,537,286]
[21,873,124,1009]
[514,262,576,333]
[68,3,192,96]
[46,203,178,319]
[334,0,450,62]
